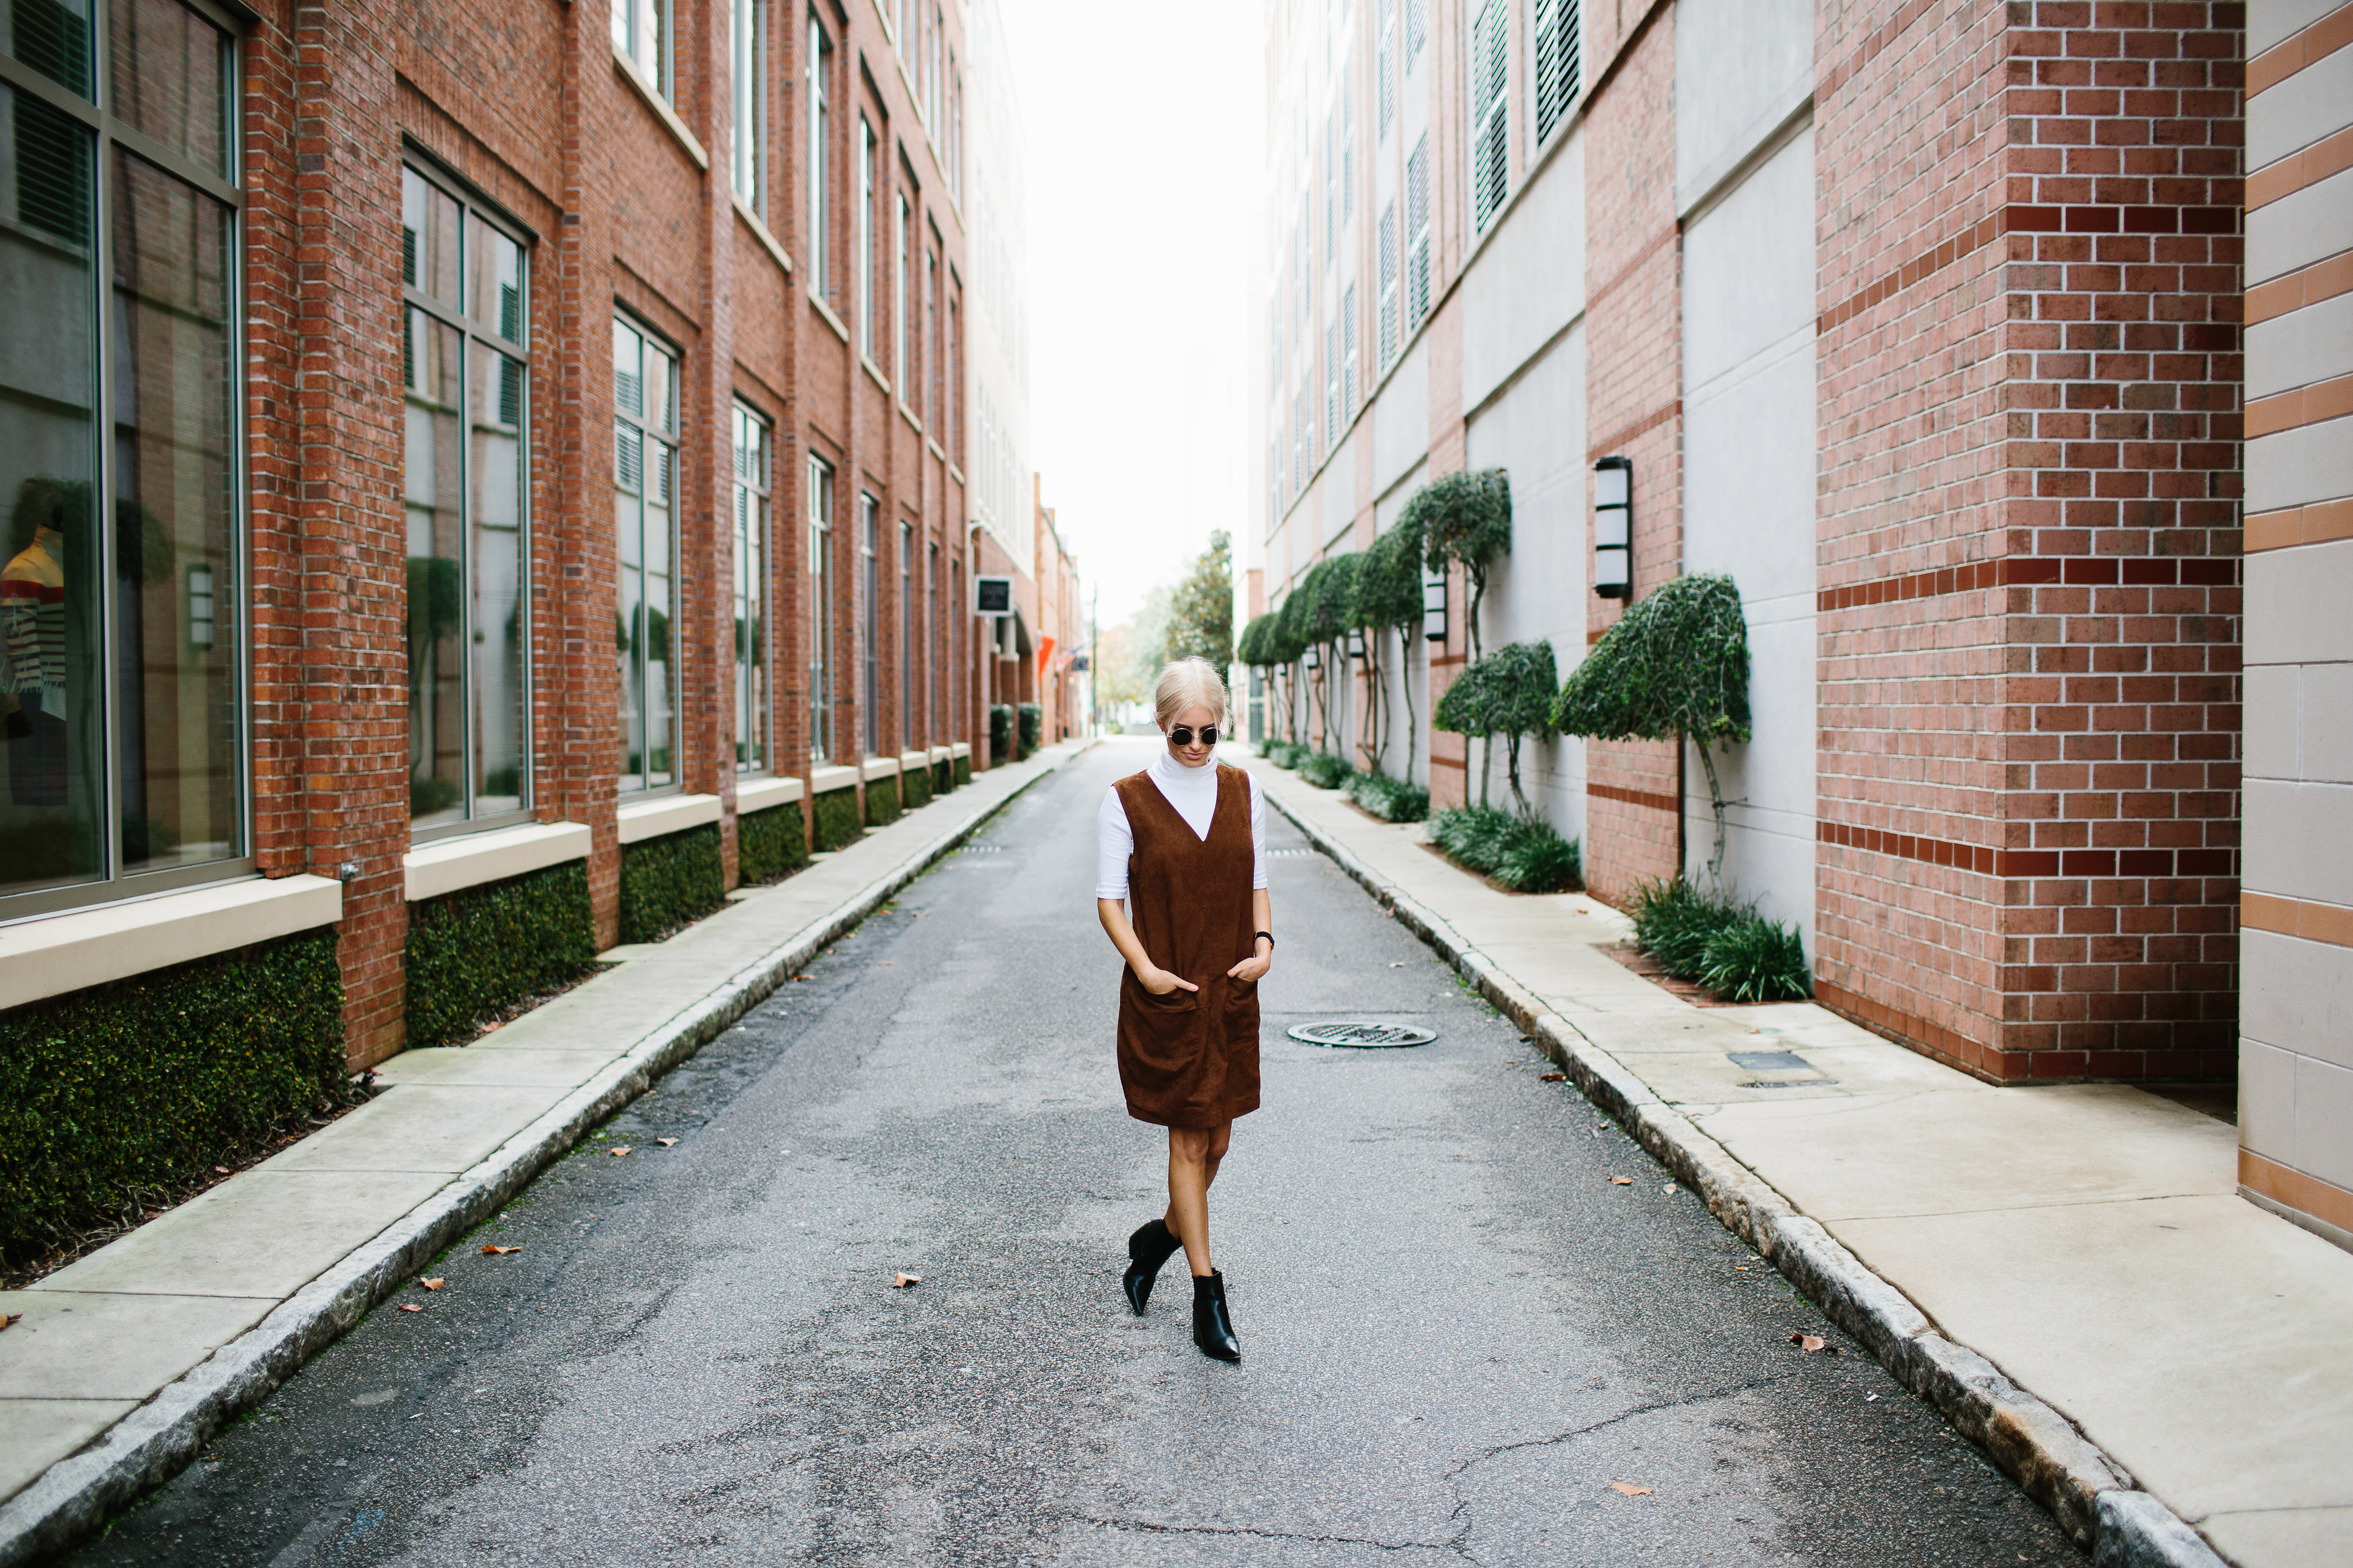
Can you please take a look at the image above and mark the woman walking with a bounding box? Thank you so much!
[1095,657,1272,1362]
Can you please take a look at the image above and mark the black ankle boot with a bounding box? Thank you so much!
[1123,1219,1183,1315]
[1192,1270,1240,1361]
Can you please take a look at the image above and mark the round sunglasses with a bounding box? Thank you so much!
[1166,725,1219,747]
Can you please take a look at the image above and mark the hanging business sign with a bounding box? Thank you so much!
[972,575,1013,616]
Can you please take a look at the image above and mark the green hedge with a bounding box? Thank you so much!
[406,862,596,1049]
[864,773,903,827]
[1018,702,1043,752]
[619,823,725,944]
[0,927,350,1266]
[737,802,811,886]
[813,786,864,851]
[901,763,933,810]
[989,704,1013,761]
[953,754,972,787]
[932,757,954,796]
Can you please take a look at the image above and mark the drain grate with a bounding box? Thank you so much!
[1287,1021,1437,1048]
[959,843,1005,854]
[1267,847,1318,858]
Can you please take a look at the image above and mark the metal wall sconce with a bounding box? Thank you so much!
[1347,628,1365,663]
[1593,456,1631,600]
[1421,563,1447,641]
[1303,642,1320,671]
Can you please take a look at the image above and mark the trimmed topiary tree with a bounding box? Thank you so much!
[1434,640,1556,813]
[1408,468,1511,660]
[1552,573,1751,880]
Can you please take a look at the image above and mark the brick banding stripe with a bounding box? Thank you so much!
[1817,0,1938,103]
[1816,202,2231,339]
[2245,247,2353,327]
[2245,496,2353,552]
[2245,372,2353,438]
[1589,780,1679,815]
[2246,0,2353,95]
[2242,891,2353,947]
[1589,399,1681,460]
[1817,555,2235,614]
[1587,223,1679,317]
[2240,1147,2353,1237]
[2247,123,2353,212]
[1816,820,2230,880]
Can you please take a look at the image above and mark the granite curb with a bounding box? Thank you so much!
[0,745,1090,1567]
[1259,777,2228,1568]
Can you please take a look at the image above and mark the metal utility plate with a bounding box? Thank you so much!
[1287,1022,1437,1049]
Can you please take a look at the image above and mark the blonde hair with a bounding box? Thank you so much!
[1153,657,1231,730]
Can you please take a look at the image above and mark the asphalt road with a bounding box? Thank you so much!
[76,740,2079,1566]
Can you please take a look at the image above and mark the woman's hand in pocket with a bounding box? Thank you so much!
[1138,965,1199,997]
[1226,950,1271,984]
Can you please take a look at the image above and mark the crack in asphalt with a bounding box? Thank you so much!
[1073,1513,1473,1558]
[1438,1374,1792,1485]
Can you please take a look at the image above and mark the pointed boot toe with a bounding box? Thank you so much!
[1191,1270,1240,1362]
[1123,1219,1182,1316]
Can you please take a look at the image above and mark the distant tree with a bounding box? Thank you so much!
[1162,530,1233,669]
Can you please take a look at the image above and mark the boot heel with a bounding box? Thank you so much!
[1123,1219,1182,1316]
[1192,1270,1240,1361]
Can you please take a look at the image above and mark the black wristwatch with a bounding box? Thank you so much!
[1254,931,1275,950]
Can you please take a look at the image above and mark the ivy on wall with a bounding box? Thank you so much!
[0,927,351,1266]
[618,824,725,944]
[406,862,596,1048]
[737,804,811,886]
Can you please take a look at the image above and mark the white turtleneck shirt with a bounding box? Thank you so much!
[1094,748,1269,901]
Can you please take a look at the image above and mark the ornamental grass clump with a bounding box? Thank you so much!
[1346,771,1430,823]
[1430,804,1521,872]
[1628,878,1810,1002]
[1426,805,1579,891]
[1492,827,1581,894]
[1296,751,1353,790]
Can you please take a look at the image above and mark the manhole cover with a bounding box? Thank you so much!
[1287,1021,1437,1048]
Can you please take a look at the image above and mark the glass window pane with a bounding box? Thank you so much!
[401,165,460,308]
[612,317,642,419]
[467,214,523,345]
[107,0,229,179]
[403,306,463,827]
[614,436,643,792]
[0,86,102,896]
[5,0,94,99]
[111,149,237,872]
[469,342,525,814]
[643,436,674,787]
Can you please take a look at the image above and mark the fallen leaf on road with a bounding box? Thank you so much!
[657,1137,678,1147]
[1607,1482,1653,1497]
[610,1147,631,1157]
[398,1303,423,1313]
[420,1278,445,1291]
[893,1273,921,1288]
[481,1245,520,1255]
[1608,1176,1634,1186]
[1661,1183,1677,1194]
[213,1165,231,1174]
[1539,1073,1564,1082]
[1790,1333,1833,1354]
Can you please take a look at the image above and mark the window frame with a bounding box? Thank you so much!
[731,0,764,215]
[859,493,881,758]
[806,450,835,764]
[1469,0,1510,234]
[0,0,256,923]
[612,0,672,100]
[731,401,772,776]
[403,151,538,844]
[857,114,877,360]
[612,313,683,797]
[807,13,832,300]
[898,518,913,752]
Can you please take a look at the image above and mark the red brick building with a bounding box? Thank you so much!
[1253,1,2245,1089]
[0,0,1012,1069]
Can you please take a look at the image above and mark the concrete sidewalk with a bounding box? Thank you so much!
[1246,755,2353,1568]
[0,740,1093,1564]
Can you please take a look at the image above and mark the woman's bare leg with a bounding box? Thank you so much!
[1164,1121,1234,1278]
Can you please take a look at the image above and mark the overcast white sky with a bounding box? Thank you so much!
[998,0,1263,629]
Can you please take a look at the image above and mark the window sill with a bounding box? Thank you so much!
[404,821,591,903]
[900,401,923,436]
[950,741,971,760]
[861,753,902,780]
[861,356,892,397]
[810,290,850,343]
[810,764,862,795]
[736,775,805,814]
[949,462,965,485]
[928,743,954,764]
[733,195,793,277]
[898,749,932,774]
[928,436,947,464]
[611,44,710,171]
[616,793,722,845]
[0,874,342,1014]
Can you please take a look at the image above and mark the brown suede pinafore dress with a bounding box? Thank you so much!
[1113,764,1262,1128]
